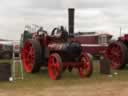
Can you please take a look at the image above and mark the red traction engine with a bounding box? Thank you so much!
[21,26,93,80]
[106,34,128,69]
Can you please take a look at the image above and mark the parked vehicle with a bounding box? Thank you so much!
[106,34,128,69]
[0,41,13,59]
[72,32,112,57]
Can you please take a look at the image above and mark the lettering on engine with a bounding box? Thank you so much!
[48,43,64,50]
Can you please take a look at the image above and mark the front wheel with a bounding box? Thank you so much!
[48,53,63,80]
[78,53,93,78]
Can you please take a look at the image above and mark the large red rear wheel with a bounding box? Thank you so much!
[78,53,93,78]
[106,41,128,69]
[22,39,42,73]
[48,53,62,80]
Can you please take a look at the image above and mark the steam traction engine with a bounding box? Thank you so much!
[106,34,128,69]
[21,26,92,80]
[21,9,93,80]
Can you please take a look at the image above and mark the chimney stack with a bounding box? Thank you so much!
[68,8,75,37]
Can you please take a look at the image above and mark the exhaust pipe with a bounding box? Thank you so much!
[68,8,75,37]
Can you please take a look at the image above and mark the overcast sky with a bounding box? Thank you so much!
[0,0,128,40]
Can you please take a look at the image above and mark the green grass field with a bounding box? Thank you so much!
[0,60,128,88]
[0,59,128,96]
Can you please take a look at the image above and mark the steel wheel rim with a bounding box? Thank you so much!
[22,41,35,72]
[48,55,60,80]
[107,43,122,69]
[79,54,91,77]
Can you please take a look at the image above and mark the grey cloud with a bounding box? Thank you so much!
[0,0,128,40]
[0,0,126,9]
[25,0,128,9]
[0,0,29,8]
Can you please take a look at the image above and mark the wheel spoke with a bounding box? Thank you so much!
[54,62,59,69]
[78,67,84,77]
[23,49,28,54]
[53,59,60,76]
